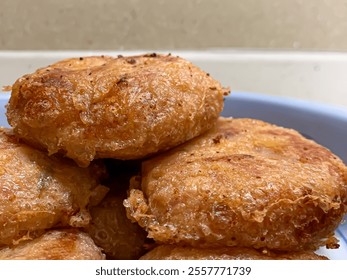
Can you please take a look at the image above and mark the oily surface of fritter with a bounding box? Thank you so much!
[0,128,108,246]
[6,54,228,167]
[0,230,105,260]
[140,245,328,260]
[125,118,347,251]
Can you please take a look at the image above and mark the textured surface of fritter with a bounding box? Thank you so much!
[86,193,147,260]
[85,159,148,259]
[0,128,108,246]
[140,245,328,260]
[0,230,105,260]
[125,118,347,251]
[6,54,228,167]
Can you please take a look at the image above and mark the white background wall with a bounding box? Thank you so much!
[1,0,347,51]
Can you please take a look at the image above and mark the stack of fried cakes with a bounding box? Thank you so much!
[1,53,346,260]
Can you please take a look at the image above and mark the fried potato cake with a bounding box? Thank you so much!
[86,193,147,260]
[86,161,148,259]
[124,118,347,251]
[0,230,105,260]
[0,127,108,246]
[6,54,229,167]
[140,245,328,260]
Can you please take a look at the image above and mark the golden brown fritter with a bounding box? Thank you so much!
[86,193,148,260]
[140,245,328,260]
[124,118,347,251]
[0,127,108,246]
[6,54,228,167]
[86,161,148,259]
[0,230,105,260]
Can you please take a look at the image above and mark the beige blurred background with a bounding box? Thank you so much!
[1,0,347,51]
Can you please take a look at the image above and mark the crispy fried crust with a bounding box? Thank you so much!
[0,127,108,246]
[124,118,347,251]
[6,54,228,167]
[0,230,105,260]
[85,159,147,259]
[86,194,147,260]
[140,245,328,260]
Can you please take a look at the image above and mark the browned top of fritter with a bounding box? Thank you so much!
[7,54,228,166]
[0,230,105,260]
[140,245,328,260]
[125,118,347,251]
[0,127,108,246]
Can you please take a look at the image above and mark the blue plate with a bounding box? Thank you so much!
[0,93,10,127]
